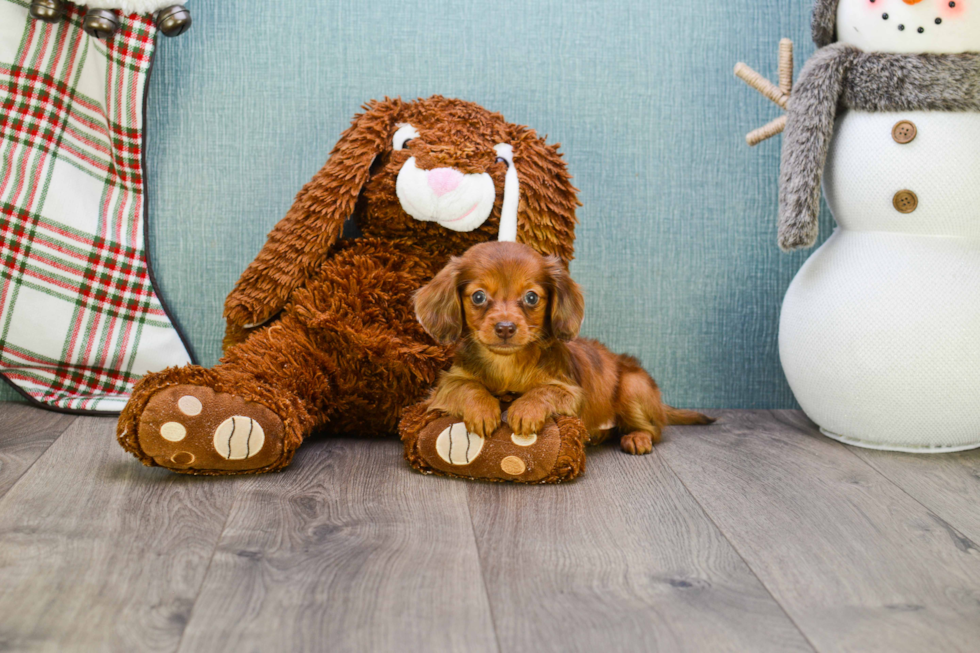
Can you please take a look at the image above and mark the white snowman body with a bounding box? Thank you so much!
[779,0,980,451]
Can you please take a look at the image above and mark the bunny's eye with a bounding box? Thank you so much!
[393,124,420,151]
[495,156,509,167]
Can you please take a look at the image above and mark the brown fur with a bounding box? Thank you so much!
[415,242,714,455]
[117,96,581,474]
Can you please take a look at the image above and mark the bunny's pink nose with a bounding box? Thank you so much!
[427,168,463,196]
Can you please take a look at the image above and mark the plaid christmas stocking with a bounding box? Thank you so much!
[0,0,193,413]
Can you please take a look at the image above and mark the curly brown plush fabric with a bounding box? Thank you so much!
[116,96,581,475]
[399,402,588,484]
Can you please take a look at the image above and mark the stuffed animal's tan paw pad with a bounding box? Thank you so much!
[435,423,485,465]
[510,433,538,447]
[213,416,266,460]
[137,385,285,473]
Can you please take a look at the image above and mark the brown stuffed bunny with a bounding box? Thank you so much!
[116,96,580,475]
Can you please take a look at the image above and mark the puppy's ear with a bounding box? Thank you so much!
[545,256,584,342]
[415,258,465,345]
[511,126,581,266]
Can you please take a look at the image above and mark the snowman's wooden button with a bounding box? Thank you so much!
[892,121,917,144]
[893,190,919,214]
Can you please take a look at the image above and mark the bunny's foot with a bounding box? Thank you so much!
[118,367,304,475]
[400,402,588,484]
[136,385,285,473]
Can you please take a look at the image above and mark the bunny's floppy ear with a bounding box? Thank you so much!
[414,257,466,345]
[544,255,585,342]
[224,98,403,329]
[508,127,581,267]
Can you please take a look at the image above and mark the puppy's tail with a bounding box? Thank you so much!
[665,406,716,426]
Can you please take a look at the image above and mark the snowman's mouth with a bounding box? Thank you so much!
[880,10,943,36]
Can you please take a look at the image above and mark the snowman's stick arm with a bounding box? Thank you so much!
[746,115,787,147]
[734,63,789,109]
[735,39,794,146]
[779,38,794,94]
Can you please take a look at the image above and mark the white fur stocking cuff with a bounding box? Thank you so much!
[80,0,188,15]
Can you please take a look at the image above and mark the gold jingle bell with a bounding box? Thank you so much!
[155,5,192,37]
[29,0,66,23]
[83,8,120,39]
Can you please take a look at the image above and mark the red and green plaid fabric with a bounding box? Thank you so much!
[0,0,192,413]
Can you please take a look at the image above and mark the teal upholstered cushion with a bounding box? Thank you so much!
[0,0,831,408]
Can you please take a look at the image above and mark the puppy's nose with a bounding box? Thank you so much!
[427,168,463,196]
[494,322,517,339]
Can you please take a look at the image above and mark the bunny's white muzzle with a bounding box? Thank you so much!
[395,143,519,241]
[396,158,497,233]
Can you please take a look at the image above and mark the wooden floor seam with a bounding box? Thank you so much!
[652,435,821,653]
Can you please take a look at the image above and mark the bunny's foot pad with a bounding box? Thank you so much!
[135,385,286,474]
[400,403,588,483]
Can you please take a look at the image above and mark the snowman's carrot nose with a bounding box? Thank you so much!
[902,0,925,4]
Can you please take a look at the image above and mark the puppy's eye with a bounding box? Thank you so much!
[523,291,539,306]
[472,290,488,306]
[495,156,509,168]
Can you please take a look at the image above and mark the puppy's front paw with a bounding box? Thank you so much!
[621,432,654,455]
[508,398,548,436]
[463,403,501,439]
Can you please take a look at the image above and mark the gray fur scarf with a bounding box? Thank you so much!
[778,45,980,250]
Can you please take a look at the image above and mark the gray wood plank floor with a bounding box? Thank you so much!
[0,405,978,653]
[0,403,75,500]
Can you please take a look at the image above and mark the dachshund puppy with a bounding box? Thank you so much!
[415,241,714,455]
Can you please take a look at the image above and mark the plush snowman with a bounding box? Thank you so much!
[760,0,980,451]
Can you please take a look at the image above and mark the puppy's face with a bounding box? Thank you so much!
[462,259,548,354]
[415,242,585,355]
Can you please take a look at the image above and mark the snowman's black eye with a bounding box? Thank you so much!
[898,24,906,30]
[883,13,889,19]
[936,18,943,24]
[918,27,925,33]
[950,2,956,7]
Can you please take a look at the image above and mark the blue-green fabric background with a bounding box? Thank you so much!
[3,0,835,408]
